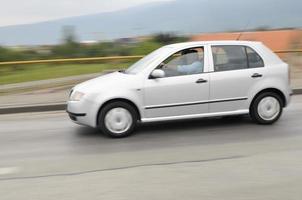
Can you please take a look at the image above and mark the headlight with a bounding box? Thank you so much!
[70,91,85,101]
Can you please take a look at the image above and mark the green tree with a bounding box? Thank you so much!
[52,26,81,58]
[131,41,162,55]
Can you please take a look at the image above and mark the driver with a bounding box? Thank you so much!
[177,49,203,75]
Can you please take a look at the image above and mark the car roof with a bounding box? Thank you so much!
[166,40,262,49]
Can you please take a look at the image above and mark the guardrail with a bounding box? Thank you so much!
[0,50,301,66]
[0,55,144,66]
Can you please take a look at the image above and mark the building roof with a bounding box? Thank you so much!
[191,29,302,51]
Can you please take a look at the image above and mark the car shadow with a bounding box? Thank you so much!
[72,114,292,154]
[75,115,253,138]
[75,126,105,138]
[138,115,251,133]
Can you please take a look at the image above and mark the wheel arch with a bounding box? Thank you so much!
[250,88,286,109]
[96,98,142,126]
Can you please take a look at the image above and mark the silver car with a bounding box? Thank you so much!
[67,41,292,138]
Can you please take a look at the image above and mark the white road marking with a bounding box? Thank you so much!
[0,167,20,176]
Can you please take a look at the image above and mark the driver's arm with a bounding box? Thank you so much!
[177,61,203,74]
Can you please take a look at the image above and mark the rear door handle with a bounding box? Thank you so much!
[196,78,208,84]
[251,73,263,78]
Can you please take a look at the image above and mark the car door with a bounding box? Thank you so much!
[143,46,210,120]
[209,45,266,113]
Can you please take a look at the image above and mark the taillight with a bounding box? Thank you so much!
[288,64,291,85]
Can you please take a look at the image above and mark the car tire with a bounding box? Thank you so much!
[98,101,138,138]
[250,92,283,125]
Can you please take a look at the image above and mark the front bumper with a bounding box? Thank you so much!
[66,99,99,128]
[67,111,86,121]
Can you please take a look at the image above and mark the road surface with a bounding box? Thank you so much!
[0,95,302,200]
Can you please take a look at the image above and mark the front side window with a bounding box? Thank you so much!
[155,47,204,77]
[212,45,264,72]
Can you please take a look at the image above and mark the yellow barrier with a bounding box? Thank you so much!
[0,55,144,66]
[274,50,302,54]
[0,50,301,66]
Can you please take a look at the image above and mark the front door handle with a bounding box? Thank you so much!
[251,73,263,78]
[196,78,208,84]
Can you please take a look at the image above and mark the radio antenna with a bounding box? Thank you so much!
[236,20,251,40]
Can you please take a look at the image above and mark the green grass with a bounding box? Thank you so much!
[0,62,133,85]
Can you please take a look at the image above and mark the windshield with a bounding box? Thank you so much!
[125,47,171,74]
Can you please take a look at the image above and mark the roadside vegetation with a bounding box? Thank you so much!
[0,62,134,85]
[0,31,188,84]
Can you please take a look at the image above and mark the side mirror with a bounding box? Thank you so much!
[150,69,165,79]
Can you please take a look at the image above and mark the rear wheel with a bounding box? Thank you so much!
[250,92,283,124]
[98,101,138,138]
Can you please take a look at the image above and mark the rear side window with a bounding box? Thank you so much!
[212,45,264,72]
[246,47,264,68]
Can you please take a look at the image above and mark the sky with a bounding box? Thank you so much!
[0,0,172,27]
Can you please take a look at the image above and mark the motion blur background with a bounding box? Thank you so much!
[0,0,301,90]
[1,1,302,199]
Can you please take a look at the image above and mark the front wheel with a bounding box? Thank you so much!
[250,92,283,124]
[98,101,138,138]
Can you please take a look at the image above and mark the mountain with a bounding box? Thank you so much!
[0,0,301,46]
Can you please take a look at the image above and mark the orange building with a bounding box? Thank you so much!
[191,29,302,52]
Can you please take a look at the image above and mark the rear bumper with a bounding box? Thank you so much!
[285,88,293,107]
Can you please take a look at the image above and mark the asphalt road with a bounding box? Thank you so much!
[0,96,302,200]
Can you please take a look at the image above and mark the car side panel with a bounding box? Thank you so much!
[246,63,291,108]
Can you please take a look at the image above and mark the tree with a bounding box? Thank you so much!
[52,26,81,58]
[62,26,78,44]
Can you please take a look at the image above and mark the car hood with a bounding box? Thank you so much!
[73,71,138,94]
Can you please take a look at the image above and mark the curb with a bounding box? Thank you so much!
[0,103,66,115]
[0,89,301,115]
[293,88,302,95]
